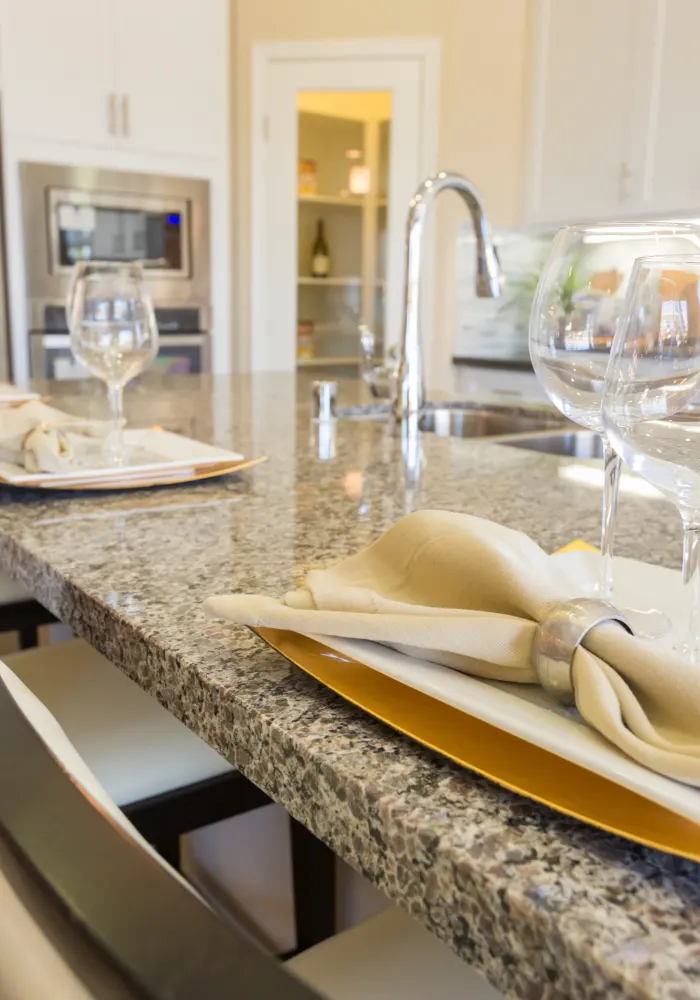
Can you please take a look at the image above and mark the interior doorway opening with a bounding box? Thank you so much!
[295,90,392,378]
[250,39,440,374]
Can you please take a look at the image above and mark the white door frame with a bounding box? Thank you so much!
[250,37,440,373]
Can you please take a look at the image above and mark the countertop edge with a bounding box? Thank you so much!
[452,355,533,372]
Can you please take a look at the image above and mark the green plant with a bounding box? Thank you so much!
[559,263,579,316]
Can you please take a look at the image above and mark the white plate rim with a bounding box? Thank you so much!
[305,552,700,826]
[0,427,244,485]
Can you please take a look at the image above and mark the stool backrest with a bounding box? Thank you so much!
[0,663,322,1000]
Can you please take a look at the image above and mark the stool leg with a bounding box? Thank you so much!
[152,835,181,872]
[18,626,38,650]
[290,817,336,953]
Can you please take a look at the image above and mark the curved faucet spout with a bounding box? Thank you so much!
[394,171,502,422]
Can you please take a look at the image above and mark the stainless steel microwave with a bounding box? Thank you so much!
[47,187,192,279]
[19,162,211,337]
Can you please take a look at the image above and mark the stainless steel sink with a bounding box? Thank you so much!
[418,406,565,439]
[497,430,604,458]
[336,402,568,439]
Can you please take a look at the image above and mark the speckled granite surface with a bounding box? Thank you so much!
[0,373,697,1000]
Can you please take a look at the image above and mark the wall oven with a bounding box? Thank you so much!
[30,306,209,381]
[19,162,211,379]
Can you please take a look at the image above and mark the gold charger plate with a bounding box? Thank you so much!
[255,539,700,863]
[4,455,267,491]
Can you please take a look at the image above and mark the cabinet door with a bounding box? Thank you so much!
[644,0,700,214]
[527,0,639,224]
[1,0,116,146]
[114,0,226,158]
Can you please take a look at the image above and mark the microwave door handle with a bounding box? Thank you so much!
[158,335,204,347]
[42,335,205,347]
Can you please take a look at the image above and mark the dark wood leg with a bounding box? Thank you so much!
[18,626,38,650]
[123,773,271,841]
[290,817,336,953]
[152,835,181,872]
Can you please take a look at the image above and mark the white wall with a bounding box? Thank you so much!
[230,0,532,386]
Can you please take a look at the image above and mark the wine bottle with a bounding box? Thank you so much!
[311,219,330,278]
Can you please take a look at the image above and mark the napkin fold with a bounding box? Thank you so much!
[0,401,115,474]
[205,510,700,786]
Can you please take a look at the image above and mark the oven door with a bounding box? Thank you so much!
[30,333,209,381]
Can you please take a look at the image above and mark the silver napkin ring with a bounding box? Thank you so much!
[532,598,633,706]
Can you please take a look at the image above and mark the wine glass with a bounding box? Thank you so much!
[66,262,159,466]
[529,222,700,597]
[603,254,700,661]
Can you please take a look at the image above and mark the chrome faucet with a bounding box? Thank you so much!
[394,172,502,421]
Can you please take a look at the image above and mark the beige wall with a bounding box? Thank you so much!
[230,0,532,380]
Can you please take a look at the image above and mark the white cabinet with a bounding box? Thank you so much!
[641,0,700,214]
[526,0,641,225]
[1,0,116,148]
[114,0,224,158]
[525,0,700,224]
[0,0,225,159]
[452,364,547,403]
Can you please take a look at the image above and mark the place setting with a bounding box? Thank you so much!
[206,230,700,864]
[0,262,261,492]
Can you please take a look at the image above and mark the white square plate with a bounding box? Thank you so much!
[0,422,245,488]
[309,551,700,826]
[0,383,41,406]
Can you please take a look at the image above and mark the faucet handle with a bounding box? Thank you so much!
[358,324,376,366]
[358,325,397,399]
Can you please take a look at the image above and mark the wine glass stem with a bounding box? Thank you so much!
[600,435,621,599]
[681,518,700,663]
[107,383,124,465]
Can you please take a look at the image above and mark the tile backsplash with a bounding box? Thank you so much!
[453,226,551,360]
[454,220,700,361]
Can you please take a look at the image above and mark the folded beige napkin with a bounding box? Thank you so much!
[0,401,114,474]
[205,510,700,786]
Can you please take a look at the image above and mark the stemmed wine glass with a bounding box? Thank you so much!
[529,222,700,597]
[603,254,700,661]
[66,262,159,466]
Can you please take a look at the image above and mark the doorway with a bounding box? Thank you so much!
[296,90,390,375]
[250,39,440,373]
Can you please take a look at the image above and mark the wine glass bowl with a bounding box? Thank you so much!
[603,257,700,509]
[529,223,700,596]
[530,224,700,429]
[67,262,159,465]
[603,254,700,659]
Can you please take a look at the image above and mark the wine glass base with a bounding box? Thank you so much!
[673,637,700,665]
[73,439,155,471]
[583,553,672,640]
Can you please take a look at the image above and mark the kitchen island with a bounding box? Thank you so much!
[0,373,695,1000]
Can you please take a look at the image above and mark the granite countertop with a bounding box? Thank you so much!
[0,373,697,1000]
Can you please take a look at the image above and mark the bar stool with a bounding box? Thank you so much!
[3,636,335,952]
[0,659,505,1000]
[0,582,56,649]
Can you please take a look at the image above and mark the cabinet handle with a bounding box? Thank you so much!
[121,94,130,138]
[107,92,117,136]
[618,161,632,203]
